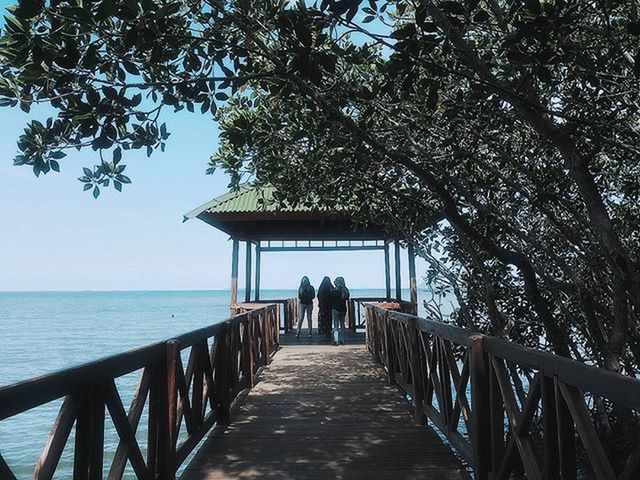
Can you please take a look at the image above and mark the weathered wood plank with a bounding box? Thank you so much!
[558,383,615,480]
[34,392,84,480]
[103,381,149,480]
[108,368,151,480]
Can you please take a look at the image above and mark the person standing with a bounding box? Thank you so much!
[317,276,333,337]
[331,277,350,346]
[296,276,315,338]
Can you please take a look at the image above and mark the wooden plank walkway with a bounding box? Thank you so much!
[182,343,464,479]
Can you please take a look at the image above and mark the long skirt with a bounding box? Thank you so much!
[318,307,332,336]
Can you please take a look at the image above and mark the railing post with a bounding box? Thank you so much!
[383,311,396,385]
[348,299,356,331]
[489,356,504,473]
[542,376,560,480]
[155,354,170,480]
[72,385,104,480]
[365,305,371,352]
[147,366,159,480]
[470,334,491,480]
[370,308,380,363]
[555,378,577,479]
[408,318,424,425]
[165,340,180,479]
[215,331,231,426]
[262,311,271,365]
[272,306,280,349]
[284,301,290,332]
[244,314,255,388]
[191,343,204,430]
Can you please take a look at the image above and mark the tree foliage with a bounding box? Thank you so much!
[3,0,640,388]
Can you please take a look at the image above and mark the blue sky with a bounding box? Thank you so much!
[0,1,422,292]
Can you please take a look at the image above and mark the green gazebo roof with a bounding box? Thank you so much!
[184,185,387,241]
[184,185,314,217]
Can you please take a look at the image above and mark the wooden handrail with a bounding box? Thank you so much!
[349,296,417,330]
[0,342,166,421]
[364,302,640,480]
[232,298,295,332]
[0,303,280,480]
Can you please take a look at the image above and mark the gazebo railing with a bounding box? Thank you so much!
[351,297,417,330]
[232,298,298,333]
[0,304,279,480]
[365,303,640,480]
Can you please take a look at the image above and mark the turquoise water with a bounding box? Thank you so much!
[0,288,427,478]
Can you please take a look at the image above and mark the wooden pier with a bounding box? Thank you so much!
[182,342,462,479]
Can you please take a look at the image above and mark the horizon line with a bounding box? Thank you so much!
[0,286,420,294]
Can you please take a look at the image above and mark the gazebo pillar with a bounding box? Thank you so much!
[230,238,239,306]
[394,241,402,300]
[245,241,252,303]
[408,244,417,305]
[254,245,261,301]
[384,241,391,299]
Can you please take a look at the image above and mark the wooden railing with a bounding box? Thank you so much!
[365,303,640,480]
[283,298,298,332]
[350,297,416,330]
[232,298,298,332]
[0,304,279,480]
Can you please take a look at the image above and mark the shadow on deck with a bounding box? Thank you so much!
[181,344,464,480]
[277,329,366,346]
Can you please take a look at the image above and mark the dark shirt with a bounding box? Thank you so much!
[331,287,350,312]
[317,285,333,308]
[298,285,315,305]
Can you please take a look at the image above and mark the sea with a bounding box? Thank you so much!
[0,288,443,479]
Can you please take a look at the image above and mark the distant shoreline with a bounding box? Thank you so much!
[0,287,416,294]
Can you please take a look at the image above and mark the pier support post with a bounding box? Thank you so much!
[245,241,252,303]
[394,241,402,300]
[230,239,239,311]
[384,241,391,299]
[408,244,417,306]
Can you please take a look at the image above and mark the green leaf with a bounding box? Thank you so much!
[628,22,640,35]
[93,186,100,198]
[4,14,26,32]
[524,0,542,15]
[473,10,490,22]
[391,24,416,40]
[439,1,467,16]
[14,0,43,20]
[102,86,118,100]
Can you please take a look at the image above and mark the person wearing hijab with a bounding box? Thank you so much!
[296,276,315,338]
[317,276,333,337]
[331,276,350,346]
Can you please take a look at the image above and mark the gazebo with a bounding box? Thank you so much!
[184,185,418,319]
